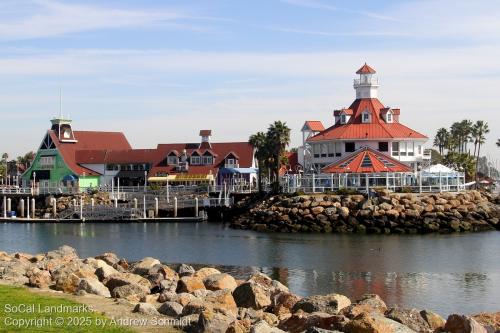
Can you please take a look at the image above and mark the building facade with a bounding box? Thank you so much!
[301,64,430,174]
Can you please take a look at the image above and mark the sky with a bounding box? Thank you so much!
[0,0,499,162]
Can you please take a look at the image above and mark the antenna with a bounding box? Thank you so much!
[59,86,63,119]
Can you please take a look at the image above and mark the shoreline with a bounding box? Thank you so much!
[1,245,499,333]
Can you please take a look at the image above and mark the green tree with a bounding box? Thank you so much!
[472,120,489,185]
[266,121,291,193]
[1,153,8,182]
[433,128,449,155]
[249,132,268,195]
[443,152,476,181]
[17,151,35,169]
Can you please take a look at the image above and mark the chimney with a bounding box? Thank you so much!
[199,130,212,149]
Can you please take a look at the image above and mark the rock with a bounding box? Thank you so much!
[27,268,52,288]
[78,277,111,297]
[140,294,160,304]
[250,320,286,333]
[444,314,488,333]
[278,311,347,333]
[173,292,198,306]
[196,308,236,333]
[338,207,349,218]
[176,275,205,293]
[203,273,238,291]
[95,264,119,281]
[159,278,178,293]
[203,288,238,315]
[111,283,149,300]
[181,299,207,316]
[472,312,500,332]
[193,267,222,280]
[178,264,195,277]
[104,273,151,292]
[132,257,161,276]
[43,245,80,271]
[420,309,446,331]
[54,273,82,294]
[305,328,343,333]
[158,301,184,317]
[227,320,251,333]
[341,294,387,319]
[385,307,431,332]
[311,206,325,215]
[233,281,271,310]
[133,302,160,316]
[344,312,416,333]
[158,291,177,303]
[292,294,351,315]
[270,291,301,317]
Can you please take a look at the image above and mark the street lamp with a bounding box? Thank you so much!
[33,172,36,194]
[144,170,147,192]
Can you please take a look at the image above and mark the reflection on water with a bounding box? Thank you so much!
[1,222,499,316]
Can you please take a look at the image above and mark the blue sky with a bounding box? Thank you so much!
[0,0,499,162]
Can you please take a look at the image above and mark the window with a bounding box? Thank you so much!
[106,164,115,171]
[63,129,71,139]
[407,142,414,156]
[226,158,238,167]
[335,142,342,157]
[340,114,347,124]
[328,142,335,157]
[378,142,389,152]
[418,145,422,155]
[392,142,399,156]
[167,156,178,165]
[400,142,407,156]
[345,142,355,153]
[202,156,213,165]
[320,144,327,158]
[386,113,393,123]
[191,156,201,165]
[40,156,55,169]
[313,144,320,158]
[361,111,371,123]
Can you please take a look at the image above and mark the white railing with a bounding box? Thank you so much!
[281,171,466,194]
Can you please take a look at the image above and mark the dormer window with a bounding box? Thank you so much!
[361,110,371,123]
[190,151,201,165]
[386,112,393,123]
[167,152,179,165]
[340,114,347,124]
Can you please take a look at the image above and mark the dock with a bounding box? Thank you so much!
[0,216,205,223]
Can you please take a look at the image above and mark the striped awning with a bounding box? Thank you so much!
[148,174,214,182]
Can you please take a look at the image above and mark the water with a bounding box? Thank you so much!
[1,222,499,316]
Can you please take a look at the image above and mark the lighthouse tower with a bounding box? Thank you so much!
[353,63,379,99]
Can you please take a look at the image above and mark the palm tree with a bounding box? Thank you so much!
[249,132,268,195]
[433,128,449,155]
[472,121,489,185]
[460,119,473,155]
[266,121,291,193]
[1,153,8,183]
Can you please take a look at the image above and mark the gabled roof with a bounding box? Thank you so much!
[333,109,353,116]
[308,98,427,141]
[150,142,253,176]
[50,130,131,176]
[322,146,411,173]
[356,63,376,74]
[303,121,325,132]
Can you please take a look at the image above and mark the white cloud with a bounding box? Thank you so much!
[0,0,211,41]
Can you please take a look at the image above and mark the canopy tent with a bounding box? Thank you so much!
[422,164,456,173]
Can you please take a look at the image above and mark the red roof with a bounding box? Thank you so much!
[76,149,163,165]
[279,151,302,175]
[150,142,254,176]
[308,98,427,141]
[303,121,325,132]
[356,63,376,74]
[322,146,411,173]
[50,130,131,176]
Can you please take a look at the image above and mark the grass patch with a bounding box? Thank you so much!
[0,285,132,332]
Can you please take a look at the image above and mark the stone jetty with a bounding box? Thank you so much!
[231,190,500,234]
[0,246,499,332]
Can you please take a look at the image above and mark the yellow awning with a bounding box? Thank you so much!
[148,175,176,182]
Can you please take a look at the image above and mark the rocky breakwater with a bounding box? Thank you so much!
[231,190,500,234]
[1,245,499,333]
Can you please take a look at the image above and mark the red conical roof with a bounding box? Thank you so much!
[356,63,376,74]
[322,146,411,173]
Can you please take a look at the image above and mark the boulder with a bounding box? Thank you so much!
[203,288,238,315]
[78,277,111,297]
[95,264,119,281]
[270,291,302,317]
[27,268,52,288]
[227,320,252,333]
[444,314,488,333]
[173,292,198,306]
[158,291,177,303]
[176,276,205,293]
[420,309,446,331]
[178,264,196,277]
[159,278,178,293]
[104,273,151,292]
[338,207,350,218]
[341,294,387,319]
[250,320,286,333]
[278,311,347,333]
[133,302,160,316]
[193,267,222,280]
[233,281,272,310]
[203,273,238,291]
[292,294,351,315]
[385,307,431,333]
[344,312,416,333]
[111,283,149,300]
[311,206,325,215]
[305,328,343,333]
[131,257,161,276]
[472,312,500,332]
[158,301,184,317]
[196,308,236,333]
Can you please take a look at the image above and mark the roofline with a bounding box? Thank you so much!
[306,137,428,143]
